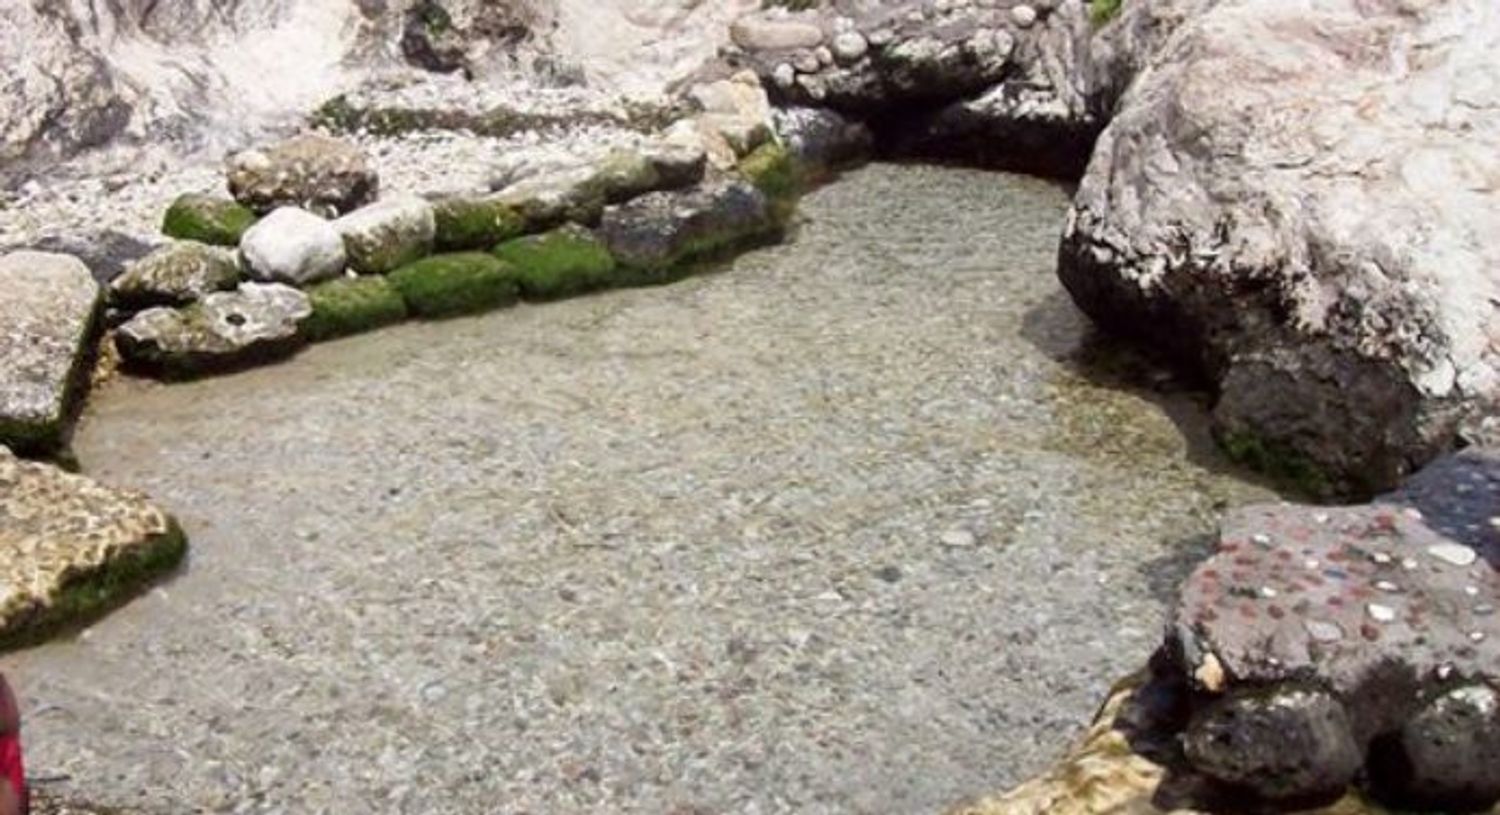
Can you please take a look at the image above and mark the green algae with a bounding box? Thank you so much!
[432,197,526,252]
[493,225,617,300]
[161,194,257,246]
[388,253,521,319]
[0,519,188,653]
[738,142,804,225]
[1219,428,1333,500]
[304,276,410,341]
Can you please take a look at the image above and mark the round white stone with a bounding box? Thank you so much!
[1427,542,1478,567]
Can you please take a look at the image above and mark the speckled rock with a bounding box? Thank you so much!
[1058,0,1500,492]
[226,133,378,217]
[0,251,101,452]
[598,180,776,276]
[1182,686,1362,802]
[332,196,435,274]
[240,207,347,286]
[1374,682,1500,811]
[771,106,873,176]
[0,446,185,650]
[109,242,242,310]
[114,282,312,378]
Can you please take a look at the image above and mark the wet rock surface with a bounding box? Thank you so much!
[1058,0,1500,492]
[598,180,776,274]
[114,282,312,378]
[0,251,101,452]
[226,134,378,217]
[10,165,1274,812]
[0,446,184,650]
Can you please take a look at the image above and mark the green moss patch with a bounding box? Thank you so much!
[1089,0,1123,24]
[432,196,527,251]
[388,253,521,319]
[304,276,410,341]
[0,520,188,653]
[161,193,257,246]
[1219,429,1332,499]
[493,225,618,300]
[738,143,804,225]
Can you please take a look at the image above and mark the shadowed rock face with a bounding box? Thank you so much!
[1058,0,1500,493]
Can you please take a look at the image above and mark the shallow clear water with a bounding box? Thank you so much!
[10,164,1274,814]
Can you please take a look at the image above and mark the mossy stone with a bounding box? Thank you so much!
[432,197,527,252]
[1220,429,1332,499]
[493,225,617,299]
[304,276,409,341]
[737,142,803,224]
[161,193,257,246]
[0,519,187,653]
[388,253,521,318]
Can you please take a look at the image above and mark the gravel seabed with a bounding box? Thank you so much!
[8,164,1276,814]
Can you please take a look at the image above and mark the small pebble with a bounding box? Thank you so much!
[1305,620,1343,642]
[1259,586,1278,599]
[1251,533,1272,546]
[1427,542,1478,567]
[1375,580,1400,593]
[939,528,977,548]
[1402,557,1419,571]
[1371,552,1392,565]
[1366,603,1397,623]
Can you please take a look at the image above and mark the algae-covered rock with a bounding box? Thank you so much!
[160,193,257,246]
[431,195,525,252]
[0,251,102,453]
[110,241,242,310]
[115,282,312,378]
[598,180,778,281]
[303,276,409,341]
[0,446,186,651]
[493,224,616,300]
[240,207,347,286]
[388,253,519,318]
[737,142,804,223]
[226,133,378,216]
[333,196,436,274]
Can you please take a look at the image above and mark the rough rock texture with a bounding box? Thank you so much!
[598,180,777,276]
[226,134,379,217]
[110,242,242,310]
[333,196,436,274]
[771,106,873,178]
[240,207,348,286]
[1058,0,1500,493]
[0,252,102,452]
[114,283,313,378]
[1377,682,1500,811]
[0,446,185,650]
[1169,447,1500,807]
[12,231,159,286]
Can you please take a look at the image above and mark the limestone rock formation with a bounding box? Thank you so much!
[1057,0,1500,493]
[115,283,313,377]
[333,196,437,275]
[110,242,243,310]
[0,446,186,650]
[226,134,378,217]
[240,207,348,286]
[0,252,102,453]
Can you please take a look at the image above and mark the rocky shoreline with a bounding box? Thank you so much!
[2,0,1498,812]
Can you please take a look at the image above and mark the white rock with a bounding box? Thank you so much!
[1010,4,1038,27]
[832,31,869,64]
[772,63,796,89]
[240,207,346,286]
[1427,542,1478,567]
[729,18,824,51]
[815,46,834,67]
[1366,603,1397,623]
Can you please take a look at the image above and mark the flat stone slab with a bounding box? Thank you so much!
[0,446,185,649]
[114,282,312,378]
[0,251,102,452]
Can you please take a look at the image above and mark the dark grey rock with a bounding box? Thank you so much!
[770,106,872,176]
[20,230,158,285]
[598,180,777,274]
[1372,683,1500,811]
[1182,686,1361,802]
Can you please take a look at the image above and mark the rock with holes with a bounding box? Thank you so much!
[226,133,378,216]
[1182,686,1361,802]
[333,196,435,274]
[0,446,186,649]
[115,282,312,378]
[0,251,101,453]
[240,207,347,286]
[109,241,242,310]
[1376,682,1500,811]
[1058,0,1500,492]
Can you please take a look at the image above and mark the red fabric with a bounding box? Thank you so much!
[0,732,23,808]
